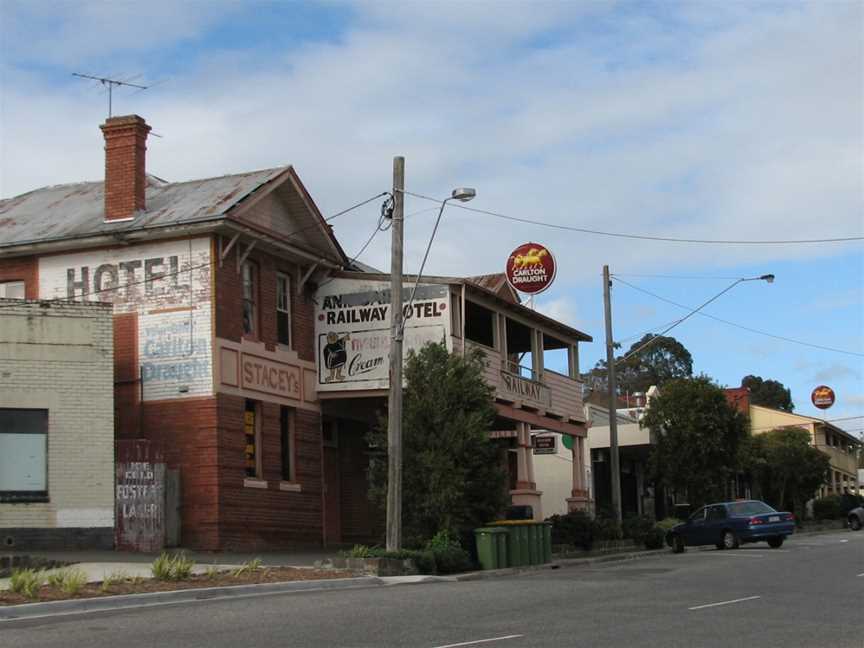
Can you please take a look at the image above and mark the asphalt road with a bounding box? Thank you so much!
[2,530,862,648]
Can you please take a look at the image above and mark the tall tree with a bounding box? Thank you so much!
[367,342,508,547]
[586,334,693,397]
[644,376,748,508]
[741,375,794,412]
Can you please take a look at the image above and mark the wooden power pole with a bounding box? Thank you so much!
[386,156,405,551]
[603,265,623,524]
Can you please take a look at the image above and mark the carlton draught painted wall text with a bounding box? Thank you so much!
[314,279,451,391]
[39,238,213,400]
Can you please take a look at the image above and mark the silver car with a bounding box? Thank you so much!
[849,506,863,531]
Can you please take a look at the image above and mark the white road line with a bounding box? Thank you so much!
[689,595,761,611]
[706,552,764,558]
[431,636,524,648]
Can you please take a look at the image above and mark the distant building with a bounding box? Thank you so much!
[0,299,114,549]
[725,389,861,498]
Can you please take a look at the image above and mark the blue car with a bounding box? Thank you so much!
[668,500,795,553]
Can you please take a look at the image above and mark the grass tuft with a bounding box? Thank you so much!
[231,557,264,578]
[9,568,43,600]
[151,552,196,581]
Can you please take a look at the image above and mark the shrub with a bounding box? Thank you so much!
[591,516,623,542]
[9,568,42,599]
[341,545,438,574]
[643,526,667,550]
[812,496,843,520]
[546,511,594,550]
[429,545,472,574]
[151,552,195,581]
[621,515,655,545]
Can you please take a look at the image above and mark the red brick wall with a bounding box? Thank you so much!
[213,238,316,362]
[217,394,323,549]
[140,397,221,550]
[100,115,151,220]
[114,313,140,438]
[0,256,38,299]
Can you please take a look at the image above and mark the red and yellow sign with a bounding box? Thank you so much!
[811,385,835,410]
[505,242,556,295]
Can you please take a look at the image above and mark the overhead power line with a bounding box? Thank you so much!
[613,277,864,358]
[404,190,864,245]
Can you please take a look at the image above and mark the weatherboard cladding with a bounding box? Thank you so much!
[0,167,286,248]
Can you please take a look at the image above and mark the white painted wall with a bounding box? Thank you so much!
[39,237,213,400]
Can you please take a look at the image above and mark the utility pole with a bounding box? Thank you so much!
[602,265,623,524]
[386,156,405,551]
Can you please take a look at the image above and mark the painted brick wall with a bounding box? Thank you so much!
[0,256,38,299]
[38,237,213,401]
[0,300,114,546]
[217,394,323,550]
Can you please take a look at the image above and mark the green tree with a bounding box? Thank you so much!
[741,375,794,412]
[743,427,830,516]
[586,334,693,397]
[367,342,508,546]
[644,376,748,508]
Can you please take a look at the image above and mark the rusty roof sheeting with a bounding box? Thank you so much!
[0,167,287,248]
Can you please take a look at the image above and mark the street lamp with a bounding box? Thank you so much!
[386,154,475,550]
[603,269,775,525]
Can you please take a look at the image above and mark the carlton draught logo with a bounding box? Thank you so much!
[811,385,835,410]
[505,242,556,295]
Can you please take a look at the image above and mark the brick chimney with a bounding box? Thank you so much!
[100,115,151,221]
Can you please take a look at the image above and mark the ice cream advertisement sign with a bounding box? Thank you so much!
[314,279,451,391]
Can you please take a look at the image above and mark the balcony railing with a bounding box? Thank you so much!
[455,338,584,423]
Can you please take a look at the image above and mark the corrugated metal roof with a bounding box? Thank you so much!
[0,167,287,248]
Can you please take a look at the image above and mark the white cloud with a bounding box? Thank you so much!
[1,0,862,292]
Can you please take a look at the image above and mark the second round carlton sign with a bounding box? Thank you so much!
[505,242,556,295]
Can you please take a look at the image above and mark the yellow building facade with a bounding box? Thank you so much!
[749,405,860,497]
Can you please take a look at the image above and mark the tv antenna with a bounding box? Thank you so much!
[72,73,149,118]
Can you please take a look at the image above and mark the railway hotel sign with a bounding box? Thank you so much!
[314,278,452,391]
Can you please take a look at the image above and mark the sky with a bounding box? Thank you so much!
[1,1,862,433]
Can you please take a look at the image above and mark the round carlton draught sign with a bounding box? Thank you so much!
[505,242,556,295]
[811,385,836,410]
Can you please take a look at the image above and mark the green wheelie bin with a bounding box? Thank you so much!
[474,527,509,570]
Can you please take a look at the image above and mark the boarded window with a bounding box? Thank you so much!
[244,400,261,478]
[0,409,48,502]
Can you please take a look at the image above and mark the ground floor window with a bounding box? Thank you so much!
[244,400,261,479]
[280,406,296,482]
[0,408,48,502]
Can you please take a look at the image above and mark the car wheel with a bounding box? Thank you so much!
[850,516,862,531]
[722,530,739,550]
[715,542,725,550]
[672,534,686,554]
[767,536,784,549]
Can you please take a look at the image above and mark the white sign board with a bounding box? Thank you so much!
[314,278,452,391]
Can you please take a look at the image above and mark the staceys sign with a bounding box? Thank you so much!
[505,242,556,295]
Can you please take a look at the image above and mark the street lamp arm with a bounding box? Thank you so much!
[615,274,772,365]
